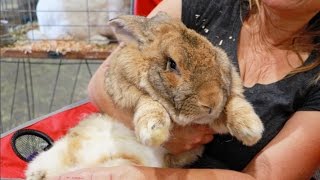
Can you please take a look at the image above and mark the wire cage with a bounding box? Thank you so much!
[0,0,134,133]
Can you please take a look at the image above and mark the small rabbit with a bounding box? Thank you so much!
[25,114,167,180]
[25,12,264,179]
[27,0,130,44]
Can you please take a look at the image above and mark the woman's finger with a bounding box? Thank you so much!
[190,135,214,148]
[201,134,214,144]
[191,124,215,134]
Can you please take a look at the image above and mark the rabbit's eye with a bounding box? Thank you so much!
[167,58,178,71]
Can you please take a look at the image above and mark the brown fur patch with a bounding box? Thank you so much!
[62,131,84,167]
[98,153,143,166]
[181,30,199,47]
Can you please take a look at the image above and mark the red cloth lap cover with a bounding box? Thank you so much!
[134,0,162,16]
[0,100,98,179]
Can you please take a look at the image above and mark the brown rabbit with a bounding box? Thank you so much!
[105,13,263,166]
[105,12,264,149]
[25,12,264,179]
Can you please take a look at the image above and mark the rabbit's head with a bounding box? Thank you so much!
[109,12,233,126]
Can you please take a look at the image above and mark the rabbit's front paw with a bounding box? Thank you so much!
[26,170,47,180]
[136,114,171,147]
[227,112,264,146]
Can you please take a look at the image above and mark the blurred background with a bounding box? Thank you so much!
[0,0,136,133]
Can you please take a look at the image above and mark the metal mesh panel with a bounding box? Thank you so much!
[1,0,38,46]
[1,0,134,133]
[1,58,102,133]
[11,129,53,162]
[1,0,133,45]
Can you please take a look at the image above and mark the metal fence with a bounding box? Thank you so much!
[0,0,133,133]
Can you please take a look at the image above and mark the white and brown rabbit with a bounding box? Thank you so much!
[27,0,130,44]
[25,12,264,179]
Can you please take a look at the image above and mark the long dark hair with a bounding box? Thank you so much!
[249,0,320,78]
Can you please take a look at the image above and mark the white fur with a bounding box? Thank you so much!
[27,0,129,43]
[25,114,166,179]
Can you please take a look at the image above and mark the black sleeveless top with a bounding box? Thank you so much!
[182,0,320,170]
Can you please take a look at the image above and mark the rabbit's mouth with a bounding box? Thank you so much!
[193,116,215,124]
[175,113,218,126]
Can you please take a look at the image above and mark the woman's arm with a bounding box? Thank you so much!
[243,111,320,179]
[147,0,181,19]
[87,44,134,128]
[156,111,320,179]
[50,166,254,180]
[169,111,320,179]
[171,111,320,179]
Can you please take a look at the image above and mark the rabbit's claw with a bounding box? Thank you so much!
[165,146,204,168]
[26,170,47,180]
[136,114,171,147]
[227,112,264,146]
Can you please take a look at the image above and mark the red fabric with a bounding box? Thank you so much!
[0,102,99,179]
[134,0,162,16]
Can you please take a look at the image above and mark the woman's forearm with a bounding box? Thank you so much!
[87,45,134,129]
[49,164,255,180]
[146,167,255,180]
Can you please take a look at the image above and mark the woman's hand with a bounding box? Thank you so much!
[164,124,214,155]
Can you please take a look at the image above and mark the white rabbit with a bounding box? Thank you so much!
[25,114,167,180]
[27,0,130,44]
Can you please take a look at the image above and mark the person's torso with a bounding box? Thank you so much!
[182,0,320,170]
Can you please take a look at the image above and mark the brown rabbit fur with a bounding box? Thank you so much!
[105,12,264,166]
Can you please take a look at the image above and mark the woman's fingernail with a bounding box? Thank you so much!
[185,144,193,150]
[193,137,202,143]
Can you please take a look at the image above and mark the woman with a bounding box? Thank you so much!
[81,0,320,179]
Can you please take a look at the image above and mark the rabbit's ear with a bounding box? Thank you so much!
[108,15,149,45]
